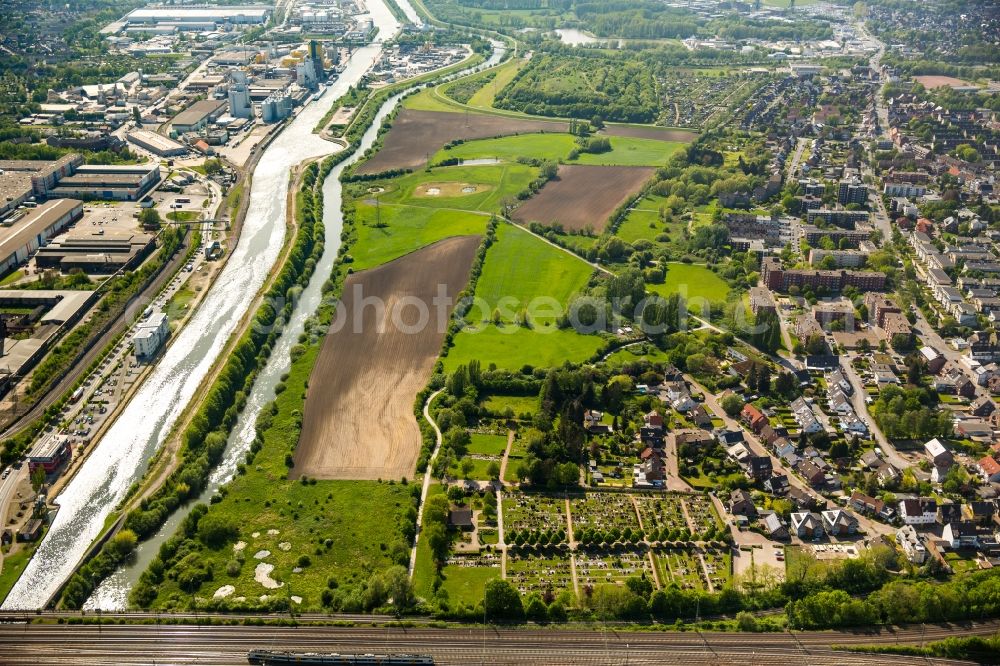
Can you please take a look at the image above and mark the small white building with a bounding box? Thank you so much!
[133,312,169,361]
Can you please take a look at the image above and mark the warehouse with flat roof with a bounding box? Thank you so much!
[35,227,155,273]
[124,6,271,27]
[0,199,83,276]
[127,129,187,157]
[48,163,161,201]
[171,99,227,134]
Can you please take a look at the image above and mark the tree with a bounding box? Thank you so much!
[721,394,744,417]
[132,106,141,124]
[30,466,46,491]
[197,513,239,549]
[139,207,161,229]
[484,579,524,622]
[486,461,501,481]
[525,594,549,623]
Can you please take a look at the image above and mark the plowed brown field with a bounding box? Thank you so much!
[512,164,655,232]
[603,125,698,142]
[294,236,480,480]
[357,109,568,174]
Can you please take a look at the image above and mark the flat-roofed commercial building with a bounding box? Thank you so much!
[35,227,155,273]
[28,433,71,474]
[133,311,169,361]
[0,154,84,211]
[124,6,271,27]
[171,99,226,134]
[127,129,187,157]
[49,164,160,201]
[0,199,83,275]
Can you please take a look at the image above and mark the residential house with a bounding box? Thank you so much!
[938,502,963,525]
[900,498,938,526]
[729,489,757,517]
[690,405,713,428]
[791,512,825,539]
[675,429,714,447]
[941,521,982,549]
[977,455,1000,483]
[741,403,769,433]
[963,501,996,526]
[925,438,955,468]
[765,474,790,495]
[747,455,773,483]
[788,486,818,510]
[896,525,927,564]
[850,491,892,520]
[822,509,859,536]
[583,410,610,434]
[790,397,823,434]
[762,512,789,540]
[797,458,826,487]
[971,396,996,418]
[717,429,745,446]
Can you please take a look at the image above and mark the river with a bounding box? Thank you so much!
[76,15,507,609]
[0,1,404,612]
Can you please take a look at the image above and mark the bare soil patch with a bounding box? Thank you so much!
[513,164,655,232]
[358,109,568,174]
[413,182,492,198]
[914,75,975,89]
[294,236,481,480]
[603,125,698,142]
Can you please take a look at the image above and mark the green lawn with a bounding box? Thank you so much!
[615,195,689,248]
[433,133,682,167]
[0,270,24,286]
[403,86,463,113]
[603,343,671,368]
[648,262,731,304]
[351,203,488,270]
[0,536,46,604]
[443,223,605,370]
[451,455,499,481]
[482,394,538,417]
[165,287,196,323]
[467,432,509,456]
[375,163,538,214]
[466,223,593,326]
[439,563,499,606]
[444,325,604,372]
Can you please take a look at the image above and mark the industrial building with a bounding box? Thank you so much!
[171,99,227,134]
[47,163,160,201]
[262,92,294,123]
[121,6,272,30]
[0,199,83,276]
[133,311,169,361]
[127,129,187,157]
[0,154,83,214]
[35,227,155,273]
[228,83,252,119]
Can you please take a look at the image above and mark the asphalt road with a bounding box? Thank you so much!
[1,620,996,665]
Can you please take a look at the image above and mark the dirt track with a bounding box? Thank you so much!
[358,109,568,174]
[513,164,655,232]
[293,236,480,480]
